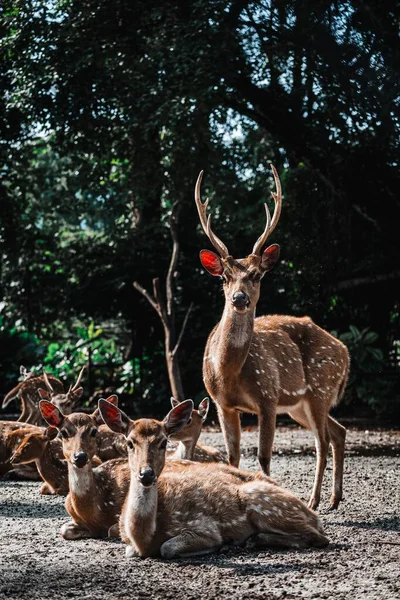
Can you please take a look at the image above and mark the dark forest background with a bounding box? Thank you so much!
[1,1,399,421]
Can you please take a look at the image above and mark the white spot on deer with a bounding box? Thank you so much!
[255,370,260,374]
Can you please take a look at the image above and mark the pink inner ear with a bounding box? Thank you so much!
[262,244,280,271]
[106,395,118,406]
[40,401,62,427]
[100,401,122,428]
[200,250,223,276]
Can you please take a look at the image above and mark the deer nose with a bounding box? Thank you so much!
[138,467,156,487]
[72,451,89,468]
[232,291,249,308]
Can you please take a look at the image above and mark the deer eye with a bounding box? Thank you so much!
[186,418,192,425]
[126,440,134,450]
[160,439,168,450]
[90,428,98,437]
[60,430,70,439]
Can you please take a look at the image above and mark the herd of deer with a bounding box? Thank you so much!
[0,167,349,559]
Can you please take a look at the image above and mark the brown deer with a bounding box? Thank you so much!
[2,366,65,424]
[39,396,130,539]
[195,165,349,510]
[0,421,44,477]
[99,398,328,559]
[37,367,86,419]
[168,397,225,463]
[10,426,68,495]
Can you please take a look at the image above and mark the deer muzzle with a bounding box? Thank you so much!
[232,291,250,309]
[138,466,156,487]
[72,451,89,468]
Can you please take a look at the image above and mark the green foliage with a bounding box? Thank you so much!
[334,326,400,420]
[0,0,399,421]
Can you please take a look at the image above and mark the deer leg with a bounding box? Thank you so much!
[327,415,346,510]
[40,482,55,495]
[217,406,241,468]
[257,409,276,476]
[60,521,93,540]
[160,531,222,559]
[246,530,328,550]
[303,404,330,511]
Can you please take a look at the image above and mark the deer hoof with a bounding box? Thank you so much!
[125,545,140,558]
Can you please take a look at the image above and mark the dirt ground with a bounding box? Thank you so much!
[1,425,399,600]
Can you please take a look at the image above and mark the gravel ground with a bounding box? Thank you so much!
[0,425,399,600]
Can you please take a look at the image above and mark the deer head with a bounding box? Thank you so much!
[20,365,34,381]
[195,165,282,313]
[168,397,209,444]
[39,395,118,468]
[99,399,193,487]
[38,366,86,414]
[10,427,58,465]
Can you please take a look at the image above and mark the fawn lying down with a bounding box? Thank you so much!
[99,399,329,559]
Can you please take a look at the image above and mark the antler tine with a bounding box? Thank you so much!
[42,370,54,394]
[252,164,283,255]
[195,171,229,258]
[72,365,86,392]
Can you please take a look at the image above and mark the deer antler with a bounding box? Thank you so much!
[71,365,86,392]
[42,371,55,394]
[195,171,229,258]
[252,164,283,256]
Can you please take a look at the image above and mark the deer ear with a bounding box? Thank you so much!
[170,397,180,408]
[261,244,280,273]
[39,400,64,428]
[98,399,131,435]
[198,397,210,420]
[200,250,224,276]
[105,394,118,406]
[71,387,84,399]
[163,400,194,436]
[45,426,59,441]
[38,388,51,400]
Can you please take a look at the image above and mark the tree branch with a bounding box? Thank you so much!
[172,302,194,358]
[132,281,160,315]
[166,202,180,317]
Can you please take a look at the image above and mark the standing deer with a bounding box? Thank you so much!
[99,398,328,559]
[39,396,130,539]
[195,165,349,510]
[168,397,225,462]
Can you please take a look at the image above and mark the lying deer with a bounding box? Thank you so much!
[168,397,225,463]
[39,396,130,539]
[0,421,44,478]
[99,398,329,559]
[2,366,65,425]
[195,165,349,509]
[10,426,68,495]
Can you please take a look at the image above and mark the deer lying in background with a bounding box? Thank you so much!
[99,399,329,559]
[10,426,68,495]
[168,397,225,463]
[39,396,130,539]
[0,421,44,478]
[195,165,349,509]
[2,366,65,424]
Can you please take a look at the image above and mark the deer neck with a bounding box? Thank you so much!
[124,474,158,554]
[67,461,96,500]
[213,305,255,373]
[173,439,196,461]
[36,442,67,488]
